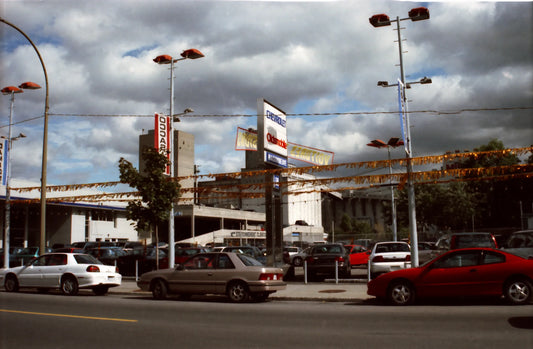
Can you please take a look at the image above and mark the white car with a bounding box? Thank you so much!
[368,241,411,280]
[1,253,122,296]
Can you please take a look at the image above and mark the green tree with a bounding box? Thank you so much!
[339,213,353,233]
[118,148,180,246]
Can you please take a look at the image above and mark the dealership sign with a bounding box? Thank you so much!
[257,99,288,168]
[154,113,171,175]
[236,127,334,166]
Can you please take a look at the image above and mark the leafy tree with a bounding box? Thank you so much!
[339,213,352,233]
[118,148,180,251]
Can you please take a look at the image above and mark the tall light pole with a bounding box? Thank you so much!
[370,7,430,267]
[1,82,40,268]
[1,18,50,259]
[153,49,203,268]
[367,137,404,242]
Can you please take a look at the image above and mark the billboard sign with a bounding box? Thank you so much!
[235,127,334,166]
[257,99,288,166]
[154,113,171,175]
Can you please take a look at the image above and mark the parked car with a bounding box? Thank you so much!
[220,246,266,265]
[304,243,351,280]
[430,232,499,261]
[436,232,498,250]
[137,252,286,302]
[117,247,167,276]
[344,244,369,266]
[368,241,411,280]
[1,253,122,296]
[86,247,128,266]
[71,241,118,253]
[367,248,533,305]
[11,247,53,266]
[0,247,25,268]
[502,230,533,260]
[417,241,437,265]
[159,247,209,268]
[291,247,311,266]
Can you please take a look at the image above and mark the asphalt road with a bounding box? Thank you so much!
[2,290,532,348]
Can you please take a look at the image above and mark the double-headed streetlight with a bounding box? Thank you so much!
[153,48,203,268]
[367,138,404,242]
[370,7,430,267]
[1,82,41,268]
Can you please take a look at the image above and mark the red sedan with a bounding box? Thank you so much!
[367,248,533,305]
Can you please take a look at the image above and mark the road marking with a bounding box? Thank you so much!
[0,309,138,323]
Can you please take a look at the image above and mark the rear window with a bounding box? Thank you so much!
[454,234,495,248]
[74,254,102,265]
[236,253,263,266]
[375,243,410,253]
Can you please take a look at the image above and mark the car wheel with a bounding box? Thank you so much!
[293,257,303,266]
[152,279,168,300]
[388,280,415,306]
[61,276,79,296]
[4,274,19,292]
[92,286,109,296]
[227,281,250,303]
[504,278,532,305]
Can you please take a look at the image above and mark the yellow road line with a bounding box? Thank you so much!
[0,309,138,323]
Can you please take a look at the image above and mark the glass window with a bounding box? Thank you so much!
[31,255,49,267]
[237,253,263,266]
[433,251,480,268]
[482,251,505,265]
[184,254,215,270]
[74,254,102,265]
[217,254,235,269]
[48,254,67,266]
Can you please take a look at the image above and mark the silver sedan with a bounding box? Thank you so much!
[137,252,286,302]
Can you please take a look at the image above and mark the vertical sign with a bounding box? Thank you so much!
[257,99,288,168]
[397,79,409,155]
[154,113,171,175]
[0,139,7,185]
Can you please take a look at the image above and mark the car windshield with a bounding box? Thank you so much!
[236,253,263,266]
[74,254,102,265]
[507,233,533,248]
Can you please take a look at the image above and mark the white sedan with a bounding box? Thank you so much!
[368,241,411,280]
[1,253,122,296]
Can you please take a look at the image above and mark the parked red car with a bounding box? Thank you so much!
[344,244,369,266]
[367,248,533,305]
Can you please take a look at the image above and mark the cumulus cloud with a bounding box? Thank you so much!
[0,0,531,187]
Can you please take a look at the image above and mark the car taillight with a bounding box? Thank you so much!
[259,273,284,281]
[335,256,345,263]
[372,256,385,263]
[405,255,411,261]
[86,265,100,272]
[305,257,314,264]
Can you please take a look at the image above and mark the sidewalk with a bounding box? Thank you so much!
[112,276,371,302]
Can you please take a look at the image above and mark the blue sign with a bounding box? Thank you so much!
[265,151,288,168]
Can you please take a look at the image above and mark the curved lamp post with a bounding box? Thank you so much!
[0,18,50,259]
[369,7,430,267]
[153,48,203,268]
[367,138,404,242]
[1,82,40,268]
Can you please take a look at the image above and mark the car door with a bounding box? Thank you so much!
[167,254,218,294]
[41,254,68,287]
[17,255,50,287]
[415,250,483,298]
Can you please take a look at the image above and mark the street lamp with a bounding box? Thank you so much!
[153,48,203,268]
[370,7,430,267]
[1,18,50,260]
[1,82,40,268]
[367,138,404,242]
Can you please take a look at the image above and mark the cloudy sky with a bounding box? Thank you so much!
[1,0,532,190]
